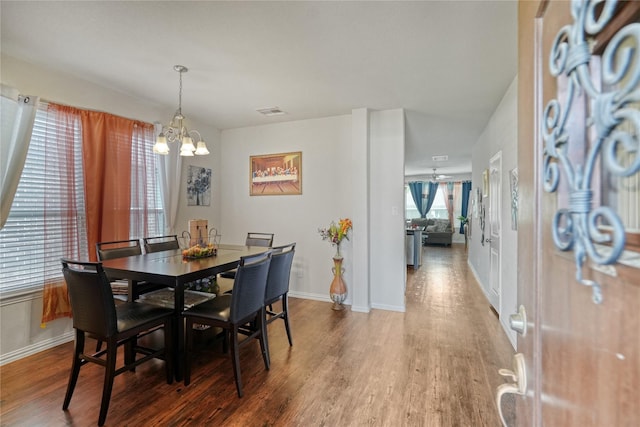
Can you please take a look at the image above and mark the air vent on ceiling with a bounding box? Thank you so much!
[432,155,448,162]
[257,107,286,116]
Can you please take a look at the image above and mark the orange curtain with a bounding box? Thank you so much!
[41,279,72,325]
[81,111,133,261]
[41,104,84,325]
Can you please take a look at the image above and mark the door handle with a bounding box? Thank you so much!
[496,353,526,427]
[509,305,527,336]
[485,238,492,243]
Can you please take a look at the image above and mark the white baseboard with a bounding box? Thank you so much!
[288,290,332,303]
[350,305,371,313]
[290,291,403,313]
[0,330,74,366]
[467,260,492,304]
[371,302,405,312]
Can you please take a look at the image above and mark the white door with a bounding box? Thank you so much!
[488,151,502,312]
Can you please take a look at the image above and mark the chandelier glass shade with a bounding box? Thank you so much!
[153,65,209,156]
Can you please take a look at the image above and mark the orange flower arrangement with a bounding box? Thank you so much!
[318,218,353,257]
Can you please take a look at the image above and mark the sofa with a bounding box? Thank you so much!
[410,218,454,246]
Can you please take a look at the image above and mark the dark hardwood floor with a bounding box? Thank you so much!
[0,244,515,426]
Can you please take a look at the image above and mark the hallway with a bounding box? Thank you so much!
[404,243,516,425]
[0,244,515,426]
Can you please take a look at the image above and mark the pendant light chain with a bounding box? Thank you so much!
[178,68,183,117]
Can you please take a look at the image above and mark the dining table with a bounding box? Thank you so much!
[100,243,270,381]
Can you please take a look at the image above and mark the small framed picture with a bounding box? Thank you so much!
[250,151,302,196]
[482,169,489,198]
[187,165,211,206]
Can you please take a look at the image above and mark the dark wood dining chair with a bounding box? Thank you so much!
[96,238,142,260]
[245,232,274,247]
[219,232,274,280]
[143,235,179,253]
[61,259,174,427]
[264,243,296,347]
[96,239,165,298]
[183,250,272,397]
[94,239,169,352]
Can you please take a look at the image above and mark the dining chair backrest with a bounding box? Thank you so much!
[143,235,179,254]
[96,239,143,261]
[61,259,118,338]
[245,232,274,247]
[265,243,296,304]
[230,250,272,323]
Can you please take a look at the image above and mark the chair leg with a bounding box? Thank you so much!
[98,338,117,426]
[164,319,174,385]
[230,325,243,398]
[63,330,84,410]
[222,329,229,354]
[259,308,270,370]
[282,294,293,346]
[124,337,136,372]
[184,317,194,386]
[95,340,103,352]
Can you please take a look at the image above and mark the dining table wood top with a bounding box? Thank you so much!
[100,244,269,287]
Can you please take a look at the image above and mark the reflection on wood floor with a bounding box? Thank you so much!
[0,244,515,426]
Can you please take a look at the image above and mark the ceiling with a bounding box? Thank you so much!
[0,1,517,179]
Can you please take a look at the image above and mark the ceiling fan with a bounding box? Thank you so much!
[430,168,452,182]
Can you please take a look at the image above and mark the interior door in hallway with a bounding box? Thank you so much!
[513,1,640,426]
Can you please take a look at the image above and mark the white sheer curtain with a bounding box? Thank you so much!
[440,182,455,225]
[1,85,39,229]
[131,122,164,238]
[155,122,182,234]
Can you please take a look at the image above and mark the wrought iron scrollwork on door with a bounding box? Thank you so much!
[542,0,640,303]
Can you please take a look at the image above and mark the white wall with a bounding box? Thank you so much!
[351,108,371,312]
[218,115,354,302]
[369,109,406,311]
[469,76,518,348]
[0,55,220,364]
[217,110,406,312]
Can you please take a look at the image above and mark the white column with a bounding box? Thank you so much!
[350,108,371,312]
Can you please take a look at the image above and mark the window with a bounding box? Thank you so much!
[0,103,164,296]
[405,186,421,219]
[405,182,465,232]
[0,103,88,296]
[405,185,448,219]
[130,124,165,238]
[426,189,448,220]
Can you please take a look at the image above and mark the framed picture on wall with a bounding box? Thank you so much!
[250,151,302,196]
[482,169,490,198]
[187,165,212,206]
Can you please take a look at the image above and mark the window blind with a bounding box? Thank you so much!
[0,103,88,296]
[0,103,165,296]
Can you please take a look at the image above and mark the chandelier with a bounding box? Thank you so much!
[153,65,209,156]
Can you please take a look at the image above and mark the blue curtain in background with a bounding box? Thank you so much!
[425,181,439,216]
[408,182,426,217]
[460,181,472,233]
